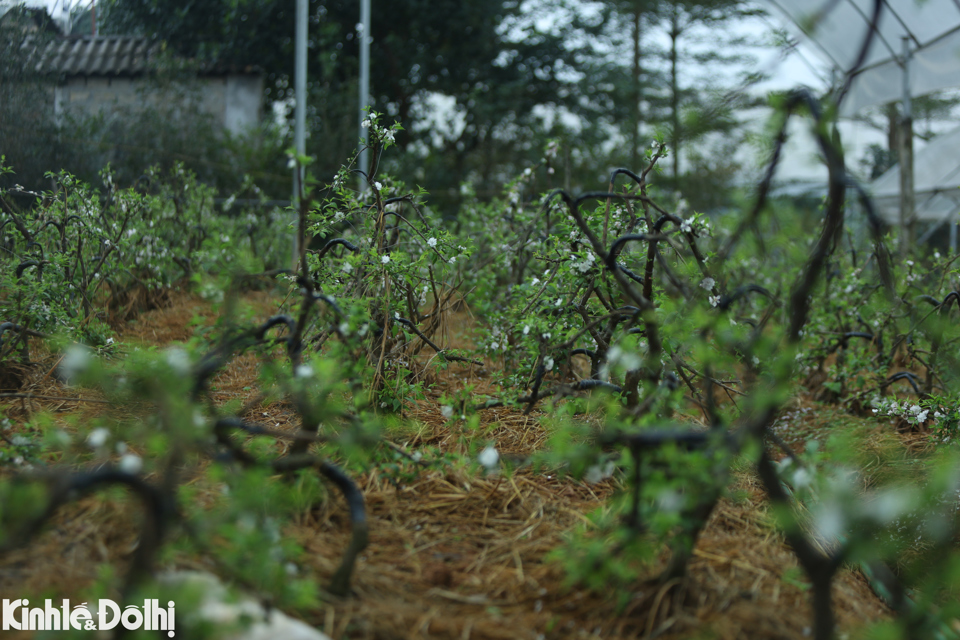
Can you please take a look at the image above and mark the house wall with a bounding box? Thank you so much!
[55,76,145,118]
[53,74,262,135]
[225,75,263,135]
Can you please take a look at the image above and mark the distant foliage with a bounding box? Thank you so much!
[0,161,289,360]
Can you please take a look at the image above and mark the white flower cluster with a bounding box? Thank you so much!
[571,250,595,273]
[607,206,629,235]
[544,140,560,161]
[872,398,940,427]
[488,325,509,352]
[584,460,616,484]
[679,214,712,237]
[600,345,642,381]
[361,112,399,146]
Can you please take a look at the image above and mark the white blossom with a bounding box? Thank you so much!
[699,277,715,291]
[478,445,499,469]
[813,500,845,541]
[119,454,143,475]
[585,461,616,484]
[60,345,92,383]
[427,237,437,247]
[165,347,191,375]
[295,364,314,379]
[87,427,110,449]
[381,255,390,264]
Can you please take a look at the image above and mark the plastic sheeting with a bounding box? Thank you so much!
[869,125,960,224]
[764,0,960,116]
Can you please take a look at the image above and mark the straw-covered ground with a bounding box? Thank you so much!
[0,289,894,639]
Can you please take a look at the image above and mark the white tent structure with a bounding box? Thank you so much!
[871,126,960,221]
[765,0,960,117]
[871,125,960,233]
[764,0,960,251]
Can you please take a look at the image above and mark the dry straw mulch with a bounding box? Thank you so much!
[0,290,891,639]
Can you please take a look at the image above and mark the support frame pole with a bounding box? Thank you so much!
[292,0,308,266]
[898,36,915,257]
[358,0,371,188]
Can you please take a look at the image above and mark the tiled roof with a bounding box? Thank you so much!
[31,36,158,77]
[20,35,259,77]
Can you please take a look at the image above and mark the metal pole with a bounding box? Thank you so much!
[358,0,371,187]
[898,36,915,257]
[294,0,308,190]
[293,0,308,264]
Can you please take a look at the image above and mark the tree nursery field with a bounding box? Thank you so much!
[1,95,959,640]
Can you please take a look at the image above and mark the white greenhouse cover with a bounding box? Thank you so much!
[869,125,960,224]
[764,0,960,115]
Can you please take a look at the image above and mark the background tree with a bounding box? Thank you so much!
[582,0,764,209]
[100,0,611,209]
[0,6,63,192]
[94,0,771,212]
[655,0,762,180]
